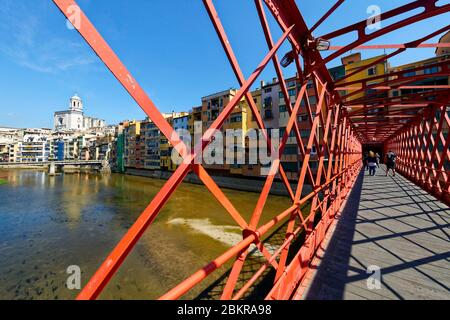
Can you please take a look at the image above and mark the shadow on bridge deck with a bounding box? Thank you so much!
[300,165,450,300]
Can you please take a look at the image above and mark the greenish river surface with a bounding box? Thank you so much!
[0,170,292,300]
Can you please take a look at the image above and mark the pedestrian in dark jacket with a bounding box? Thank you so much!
[386,151,397,177]
[363,152,369,171]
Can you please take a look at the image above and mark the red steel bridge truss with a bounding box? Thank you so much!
[50,0,450,300]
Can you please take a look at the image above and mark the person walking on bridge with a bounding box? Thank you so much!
[367,151,378,176]
[386,150,397,177]
[363,151,369,171]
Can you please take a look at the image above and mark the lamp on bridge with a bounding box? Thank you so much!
[315,38,331,51]
[281,50,295,68]
[306,38,331,51]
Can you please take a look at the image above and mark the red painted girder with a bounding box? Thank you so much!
[263,0,336,89]
[338,85,450,91]
[319,0,450,65]
[345,89,450,108]
[310,0,345,33]
[343,79,449,104]
[329,43,450,50]
[385,103,448,143]
[341,60,450,88]
[336,25,450,85]
[348,102,433,117]
[350,115,418,119]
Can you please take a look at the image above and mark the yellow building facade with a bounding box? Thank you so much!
[341,53,388,102]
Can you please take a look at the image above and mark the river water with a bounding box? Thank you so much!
[0,169,292,300]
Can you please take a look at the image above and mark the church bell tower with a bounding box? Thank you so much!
[70,94,83,113]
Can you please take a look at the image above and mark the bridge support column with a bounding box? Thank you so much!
[48,163,56,176]
[100,160,111,175]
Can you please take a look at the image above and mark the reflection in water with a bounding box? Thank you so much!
[0,169,291,300]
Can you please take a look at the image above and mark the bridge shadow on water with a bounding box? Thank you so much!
[303,167,450,300]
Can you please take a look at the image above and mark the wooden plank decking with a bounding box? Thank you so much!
[299,166,450,300]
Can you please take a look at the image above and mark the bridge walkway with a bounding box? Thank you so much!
[298,166,450,300]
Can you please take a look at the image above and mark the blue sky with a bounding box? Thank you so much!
[0,0,448,128]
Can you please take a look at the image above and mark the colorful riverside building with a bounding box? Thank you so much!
[116,50,444,180]
[172,113,189,170]
[160,112,189,172]
[261,78,280,133]
[338,52,389,103]
[242,88,262,178]
[50,137,75,161]
[187,106,202,160]
[188,106,202,138]
[389,49,450,98]
[126,112,189,173]
[199,88,263,177]
[109,122,126,173]
[201,89,240,175]
[115,133,125,173]
[0,127,19,162]
[7,129,52,163]
[124,120,141,169]
[158,119,171,171]
[47,131,114,162]
[201,89,237,132]
[0,144,9,162]
[118,80,323,181]
[277,76,303,181]
[135,132,145,170]
[141,121,161,170]
[261,76,322,181]
[20,133,51,162]
[224,92,250,176]
[260,78,287,176]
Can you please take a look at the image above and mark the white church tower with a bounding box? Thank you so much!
[70,94,83,113]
